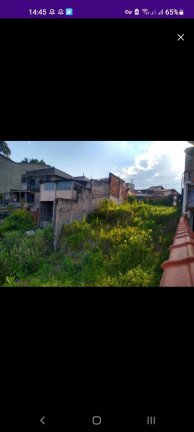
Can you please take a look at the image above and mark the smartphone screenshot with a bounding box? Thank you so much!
[0,0,193,427]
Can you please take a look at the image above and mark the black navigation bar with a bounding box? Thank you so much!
[0,410,193,431]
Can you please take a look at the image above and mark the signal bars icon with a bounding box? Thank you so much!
[147,416,156,425]
[158,9,163,15]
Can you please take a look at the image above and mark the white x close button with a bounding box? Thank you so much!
[177,34,184,41]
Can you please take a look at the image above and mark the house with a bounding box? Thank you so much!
[182,144,194,229]
[135,186,164,195]
[134,185,179,205]
[134,186,164,198]
[0,167,76,224]
[147,185,164,192]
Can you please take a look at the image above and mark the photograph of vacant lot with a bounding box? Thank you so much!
[0,140,192,287]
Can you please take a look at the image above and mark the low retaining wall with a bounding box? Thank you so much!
[160,216,194,287]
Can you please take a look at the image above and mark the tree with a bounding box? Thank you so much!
[39,159,46,165]
[0,141,11,157]
[29,158,39,164]
[20,157,46,165]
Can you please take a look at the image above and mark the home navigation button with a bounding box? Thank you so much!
[92,416,102,425]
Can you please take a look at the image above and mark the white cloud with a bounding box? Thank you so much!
[118,141,191,192]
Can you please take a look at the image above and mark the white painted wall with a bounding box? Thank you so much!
[40,184,77,201]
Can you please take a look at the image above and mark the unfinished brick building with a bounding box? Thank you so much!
[38,172,130,247]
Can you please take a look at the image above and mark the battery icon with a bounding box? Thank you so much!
[179,9,184,15]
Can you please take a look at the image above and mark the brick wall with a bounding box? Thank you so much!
[29,209,39,225]
[109,173,128,203]
[121,182,128,201]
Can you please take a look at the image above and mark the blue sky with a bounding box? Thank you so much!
[6,141,192,193]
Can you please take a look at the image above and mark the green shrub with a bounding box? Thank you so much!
[127,195,136,204]
[0,210,35,234]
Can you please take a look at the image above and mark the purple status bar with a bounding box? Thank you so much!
[0,0,193,18]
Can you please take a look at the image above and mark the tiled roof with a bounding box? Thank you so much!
[148,186,164,190]
[160,216,194,286]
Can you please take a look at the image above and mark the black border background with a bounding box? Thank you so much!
[1,18,193,141]
[0,17,194,414]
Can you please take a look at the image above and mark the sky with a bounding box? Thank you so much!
[6,141,193,193]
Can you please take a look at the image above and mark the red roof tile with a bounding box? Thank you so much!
[160,216,194,286]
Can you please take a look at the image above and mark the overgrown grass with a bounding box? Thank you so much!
[1,199,182,287]
[0,210,54,285]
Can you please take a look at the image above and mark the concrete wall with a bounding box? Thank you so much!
[185,147,194,171]
[40,182,78,202]
[21,183,27,191]
[40,188,77,202]
[55,188,92,244]
[0,154,50,194]
[91,179,109,199]
[35,193,40,209]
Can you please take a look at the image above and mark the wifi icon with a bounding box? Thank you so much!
[141,8,149,14]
